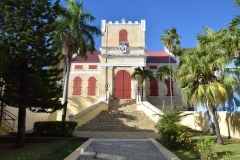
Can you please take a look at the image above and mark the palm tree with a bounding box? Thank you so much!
[156,66,173,110]
[131,67,154,101]
[176,27,240,145]
[160,28,181,110]
[229,0,240,29]
[56,0,101,121]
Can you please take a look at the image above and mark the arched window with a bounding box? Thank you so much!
[88,77,97,96]
[165,77,174,96]
[119,29,128,42]
[150,78,158,96]
[72,77,82,95]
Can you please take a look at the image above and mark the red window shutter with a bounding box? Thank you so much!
[73,77,82,95]
[119,30,128,42]
[150,78,158,96]
[75,65,83,69]
[89,65,97,69]
[149,66,157,69]
[166,77,174,96]
[88,77,96,96]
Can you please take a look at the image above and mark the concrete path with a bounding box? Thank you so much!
[73,131,160,139]
[77,140,168,160]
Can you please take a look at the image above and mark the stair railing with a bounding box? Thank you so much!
[0,109,18,133]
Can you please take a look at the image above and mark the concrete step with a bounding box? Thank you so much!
[75,99,157,132]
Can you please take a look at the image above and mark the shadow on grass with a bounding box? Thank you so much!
[216,151,234,159]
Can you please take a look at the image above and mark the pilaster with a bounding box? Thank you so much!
[107,66,113,98]
[99,66,107,98]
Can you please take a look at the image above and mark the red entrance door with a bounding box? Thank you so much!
[115,70,131,99]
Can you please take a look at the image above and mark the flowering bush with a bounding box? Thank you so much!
[176,128,193,148]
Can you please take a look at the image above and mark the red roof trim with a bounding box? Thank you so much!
[146,51,176,63]
[72,51,100,63]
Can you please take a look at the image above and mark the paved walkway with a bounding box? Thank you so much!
[73,131,160,139]
[77,140,168,160]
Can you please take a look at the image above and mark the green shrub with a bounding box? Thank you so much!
[156,109,193,149]
[33,121,78,137]
[194,136,218,160]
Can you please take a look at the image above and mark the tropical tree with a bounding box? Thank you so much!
[56,0,101,121]
[160,28,181,109]
[176,27,240,145]
[131,67,154,101]
[229,0,240,29]
[0,0,63,148]
[155,66,173,110]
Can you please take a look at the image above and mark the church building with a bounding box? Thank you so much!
[68,19,183,107]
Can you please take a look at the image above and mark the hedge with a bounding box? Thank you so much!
[33,121,78,137]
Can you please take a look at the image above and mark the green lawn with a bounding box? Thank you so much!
[0,139,85,160]
[170,137,240,160]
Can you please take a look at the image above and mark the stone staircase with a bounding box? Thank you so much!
[75,99,157,132]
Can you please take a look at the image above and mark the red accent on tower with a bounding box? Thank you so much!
[119,30,128,42]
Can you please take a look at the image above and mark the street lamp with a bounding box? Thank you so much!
[136,82,140,101]
[105,82,110,101]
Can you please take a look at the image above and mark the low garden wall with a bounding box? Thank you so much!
[180,111,240,139]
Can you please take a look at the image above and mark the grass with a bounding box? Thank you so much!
[0,139,85,160]
[169,137,240,160]
[213,138,240,159]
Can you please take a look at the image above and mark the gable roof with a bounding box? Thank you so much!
[72,51,100,63]
[146,51,176,63]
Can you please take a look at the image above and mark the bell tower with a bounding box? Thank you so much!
[99,19,147,99]
[100,19,146,55]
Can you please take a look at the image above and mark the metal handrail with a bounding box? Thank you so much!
[0,109,18,133]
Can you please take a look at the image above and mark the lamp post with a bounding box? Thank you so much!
[136,82,140,101]
[105,82,110,101]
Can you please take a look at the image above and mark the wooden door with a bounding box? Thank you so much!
[115,70,131,99]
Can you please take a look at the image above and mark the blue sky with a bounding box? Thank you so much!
[60,0,239,51]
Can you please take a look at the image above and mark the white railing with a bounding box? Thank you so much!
[69,100,108,126]
[137,101,164,123]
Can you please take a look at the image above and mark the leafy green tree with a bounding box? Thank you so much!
[229,0,240,29]
[55,0,101,121]
[176,27,239,145]
[160,28,181,109]
[0,0,63,148]
[156,66,173,109]
[131,67,154,101]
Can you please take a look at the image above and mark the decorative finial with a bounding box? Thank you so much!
[121,18,126,23]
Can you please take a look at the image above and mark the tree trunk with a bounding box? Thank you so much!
[168,48,173,109]
[62,57,71,121]
[15,107,26,148]
[209,107,224,145]
[141,82,143,102]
